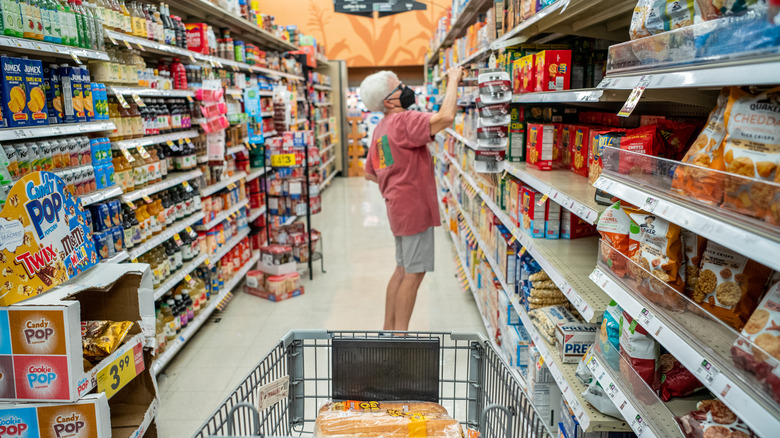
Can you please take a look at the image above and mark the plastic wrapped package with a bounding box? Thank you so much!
[677,399,757,438]
[314,401,463,438]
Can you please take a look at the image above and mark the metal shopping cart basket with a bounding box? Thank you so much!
[194,330,553,438]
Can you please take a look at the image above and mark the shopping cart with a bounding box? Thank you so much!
[194,330,553,438]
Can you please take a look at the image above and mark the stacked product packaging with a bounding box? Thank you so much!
[475,70,513,173]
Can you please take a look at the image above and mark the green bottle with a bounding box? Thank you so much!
[0,0,24,37]
[59,0,75,46]
[68,0,84,47]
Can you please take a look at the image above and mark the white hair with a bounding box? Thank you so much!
[359,71,400,113]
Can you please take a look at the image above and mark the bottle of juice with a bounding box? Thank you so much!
[154,308,165,355]
[107,0,120,31]
[155,145,167,179]
[146,146,161,184]
[127,0,139,36]
[142,2,152,40]
[77,0,97,50]
[84,2,101,49]
[95,0,108,29]
[127,101,142,138]
[47,0,62,43]
[58,0,74,46]
[40,0,52,42]
[152,4,162,44]
[66,0,83,47]
[129,147,145,188]
[1,0,24,38]
[111,148,130,191]
[162,300,175,341]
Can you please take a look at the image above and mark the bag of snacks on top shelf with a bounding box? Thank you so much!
[720,86,780,225]
[659,353,705,401]
[691,240,773,330]
[731,280,780,403]
[677,399,757,438]
[672,88,730,205]
[695,0,764,21]
[629,0,696,40]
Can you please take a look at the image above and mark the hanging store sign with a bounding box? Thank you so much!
[334,0,426,17]
[0,172,98,306]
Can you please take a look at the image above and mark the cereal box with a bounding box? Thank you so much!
[520,187,545,238]
[534,50,571,92]
[526,123,554,170]
[22,59,47,126]
[545,201,561,240]
[569,125,590,177]
[1,55,30,128]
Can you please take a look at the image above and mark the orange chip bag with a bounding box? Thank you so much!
[671,88,729,205]
[597,200,635,277]
[691,241,773,330]
[721,86,780,225]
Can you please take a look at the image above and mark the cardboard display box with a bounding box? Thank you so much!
[0,264,154,402]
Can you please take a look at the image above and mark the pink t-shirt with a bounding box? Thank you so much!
[365,111,440,237]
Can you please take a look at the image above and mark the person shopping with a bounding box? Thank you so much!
[359,66,463,331]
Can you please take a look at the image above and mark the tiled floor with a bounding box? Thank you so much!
[156,177,486,437]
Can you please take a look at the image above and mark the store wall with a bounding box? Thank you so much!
[260,0,448,67]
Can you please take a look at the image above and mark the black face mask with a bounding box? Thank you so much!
[385,84,416,109]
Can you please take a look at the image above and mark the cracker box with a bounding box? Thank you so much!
[496,225,517,285]
[1,55,30,127]
[508,105,525,162]
[561,210,598,239]
[520,187,545,238]
[521,0,537,19]
[22,58,48,126]
[517,54,535,94]
[527,123,555,170]
[545,201,561,240]
[535,50,571,92]
[508,178,521,227]
[569,125,590,177]
[556,124,572,169]
[555,323,599,363]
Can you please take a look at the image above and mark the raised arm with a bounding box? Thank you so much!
[429,66,463,135]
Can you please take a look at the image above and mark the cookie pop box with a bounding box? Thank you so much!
[0,264,154,402]
[0,393,110,438]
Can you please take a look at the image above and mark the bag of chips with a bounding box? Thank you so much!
[681,229,708,298]
[720,86,780,225]
[82,320,134,362]
[659,353,705,401]
[625,209,685,294]
[691,240,773,330]
[620,311,660,389]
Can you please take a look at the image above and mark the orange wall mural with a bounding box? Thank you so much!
[259,0,449,67]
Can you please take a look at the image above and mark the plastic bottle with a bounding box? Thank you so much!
[47,0,62,43]
[66,0,83,47]
[58,0,74,46]
[162,301,175,340]
[107,0,121,32]
[39,0,53,41]
[84,1,103,50]
[127,101,142,138]
[206,25,216,56]
[146,146,161,184]
[172,14,182,48]
[159,2,170,45]
[75,0,95,49]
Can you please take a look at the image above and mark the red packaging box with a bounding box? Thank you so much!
[554,123,572,169]
[569,125,590,177]
[534,50,571,92]
[526,123,555,170]
[185,23,209,54]
[561,210,598,239]
[517,54,535,94]
[520,187,545,238]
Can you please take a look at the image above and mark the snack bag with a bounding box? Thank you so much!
[625,208,685,293]
[731,281,780,403]
[617,124,666,176]
[598,300,623,370]
[619,311,660,389]
[582,379,622,419]
[695,0,764,21]
[588,129,626,184]
[692,240,773,330]
[720,86,780,225]
[681,229,707,298]
[677,399,757,438]
[316,401,463,438]
[630,0,696,40]
[596,201,636,277]
[81,320,134,362]
[672,88,730,205]
[658,119,699,160]
[659,353,705,401]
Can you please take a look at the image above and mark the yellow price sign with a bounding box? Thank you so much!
[132,93,146,107]
[185,226,193,234]
[70,52,81,64]
[137,145,151,159]
[227,182,237,190]
[204,258,210,266]
[271,153,296,167]
[184,274,195,285]
[519,247,527,255]
[136,43,145,51]
[186,96,194,103]
[96,341,143,399]
[131,258,139,263]
[108,35,117,45]
[141,195,152,204]
[536,194,548,206]
[125,201,136,210]
[166,140,175,147]
[173,233,183,246]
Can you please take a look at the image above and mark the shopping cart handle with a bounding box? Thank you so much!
[480,404,513,438]
[225,402,261,436]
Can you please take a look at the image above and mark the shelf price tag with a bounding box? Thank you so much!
[96,342,144,399]
[115,92,130,109]
[630,414,646,437]
[125,201,136,210]
[642,196,659,213]
[638,307,654,327]
[70,52,81,64]
[186,95,194,103]
[173,233,183,246]
[587,356,598,373]
[536,193,548,206]
[137,145,151,159]
[135,43,145,52]
[271,153,296,167]
[188,55,196,63]
[131,258,139,263]
[184,274,195,286]
[606,382,619,399]
[108,35,118,45]
[695,359,720,385]
[618,75,650,118]
[185,226,196,237]
[132,94,146,107]
[182,180,193,192]
[141,195,153,204]
[204,257,210,266]
[227,182,237,190]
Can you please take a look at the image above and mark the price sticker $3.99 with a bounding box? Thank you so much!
[96,342,143,398]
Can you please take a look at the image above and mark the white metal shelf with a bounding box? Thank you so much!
[151,251,259,375]
[225,145,247,156]
[0,35,109,61]
[0,121,115,142]
[590,266,780,437]
[511,88,628,104]
[153,253,208,300]
[127,212,205,260]
[199,200,248,230]
[319,156,336,170]
[108,86,195,98]
[594,175,780,272]
[320,143,336,155]
[200,171,248,197]
[264,130,279,138]
[503,162,602,224]
[246,167,267,181]
[318,132,332,140]
[207,227,251,269]
[101,250,129,264]
[428,0,493,62]
[444,128,477,149]
[121,170,203,203]
[446,153,606,323]
[80,186,123,207]
[248,206,266,222]
[114,130,199,151]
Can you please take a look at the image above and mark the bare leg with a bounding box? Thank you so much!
[384,266,405,330]
[393,272,426,331]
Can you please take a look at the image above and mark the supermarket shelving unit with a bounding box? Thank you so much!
[426,1,780,437]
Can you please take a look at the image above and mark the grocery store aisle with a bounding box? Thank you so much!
[156,176,486,437]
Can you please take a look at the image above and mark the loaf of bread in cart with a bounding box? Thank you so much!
[315,401,463,437]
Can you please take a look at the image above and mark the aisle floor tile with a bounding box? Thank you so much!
[157,177,486,437]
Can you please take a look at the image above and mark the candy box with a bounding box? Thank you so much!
[526,123,555,170]
[0,393,111,438]
[534,50,571,92]
[22,59,47,126]
[520,187,545,238]
[1,55,30,127]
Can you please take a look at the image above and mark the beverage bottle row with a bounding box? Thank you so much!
[108,1,187,50]
[0,0,106,51]
[107,97,192,141]
[137,228,200,288]
[3,135,91,180]
[156,273,207,352]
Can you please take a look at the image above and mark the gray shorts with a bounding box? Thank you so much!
[395,227,434,273]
